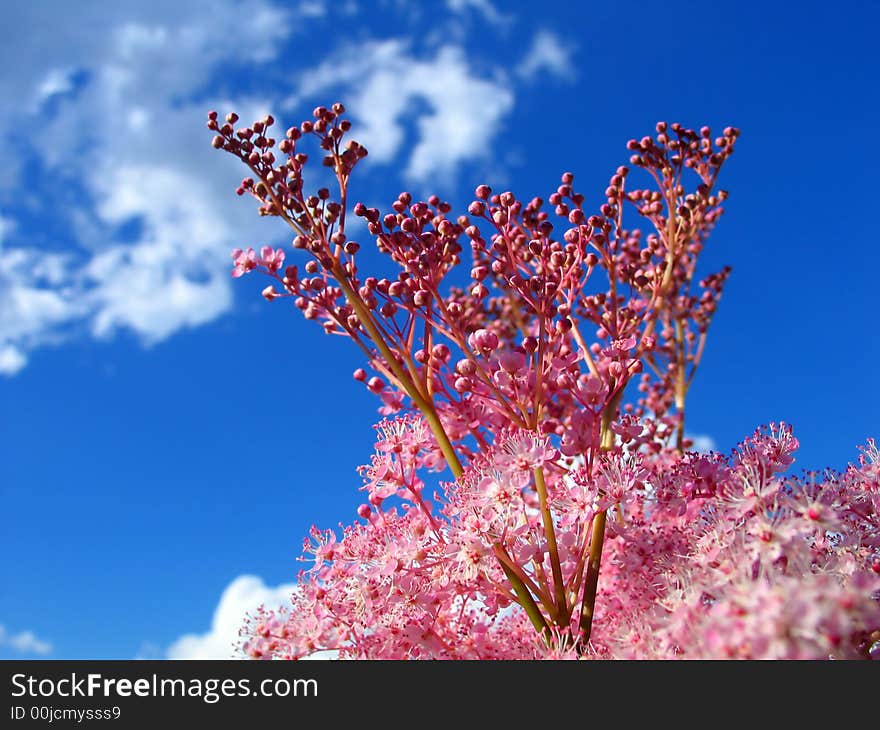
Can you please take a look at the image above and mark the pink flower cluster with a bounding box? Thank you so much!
[241,422,880,659]
[208,105,880,659]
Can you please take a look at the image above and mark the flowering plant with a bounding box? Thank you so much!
[208,104,880,659]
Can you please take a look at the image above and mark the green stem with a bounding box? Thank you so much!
[577,509,607,648]
[534,467,567,622]
[499,559,549,636]
[332,264,463,478]
[576,389,623,649]
[673,318,687,455]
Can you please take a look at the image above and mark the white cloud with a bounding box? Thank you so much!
[35,68,76,106]
[516,29,576,81]
[134,641,164,660]
[0,345,27,375]
[1,2,290,112]
[0,1,536,374]
[0,248,88,376]
[446,0,508,28]
[0,625,53,655]
[293,40,514,184]
[166,575,295,659]
[164,575,339,660]
[0,0,294,375]
[299,0,328,17]
[86,165,235,343]
[0,215,14,240]
[688,433,718,453]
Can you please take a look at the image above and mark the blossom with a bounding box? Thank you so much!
[210,105,879,660]
[231,247,257,277]
[259,245,285,273]
[238,426,880,659]
[495,430,559,472]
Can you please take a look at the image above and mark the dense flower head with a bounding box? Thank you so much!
[210,104,878,659]
[239,424,880,659]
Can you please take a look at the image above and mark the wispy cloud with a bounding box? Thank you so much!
[517,29,576,82]
[446,0,509,28]
[687,433,718,453]
[0,248,87,374]
[34,68,77,107]
[0,345,27,376]
[0,625,53,655]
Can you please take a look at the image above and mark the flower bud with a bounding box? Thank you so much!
[413,290,431,307]
[469,329,499,351]
[431,344,450,361]
[455,359,477,376]
[471,283,488,299]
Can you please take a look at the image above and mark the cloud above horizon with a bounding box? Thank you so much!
[165,575,295,659]
[0,624,53,656]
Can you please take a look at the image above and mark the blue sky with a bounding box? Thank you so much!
[1,0,877,659]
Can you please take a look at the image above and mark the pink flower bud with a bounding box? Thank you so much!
[455,359,476,376]
[413,290,431,307]
[469,329,499,351]
[431,344,450,361]
[471,283,488,299]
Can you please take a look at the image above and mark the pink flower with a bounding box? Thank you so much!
[231,247,257,277]
[259,245,285,273]
[561,409,596,456]
[495,430,559,472]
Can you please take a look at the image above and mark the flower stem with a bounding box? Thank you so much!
[534,467,567,622]
[332,263,464,478]
[577,389,623,649]
[577,509,607,648]
[499,556,549,636]
[674,317,687,454]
